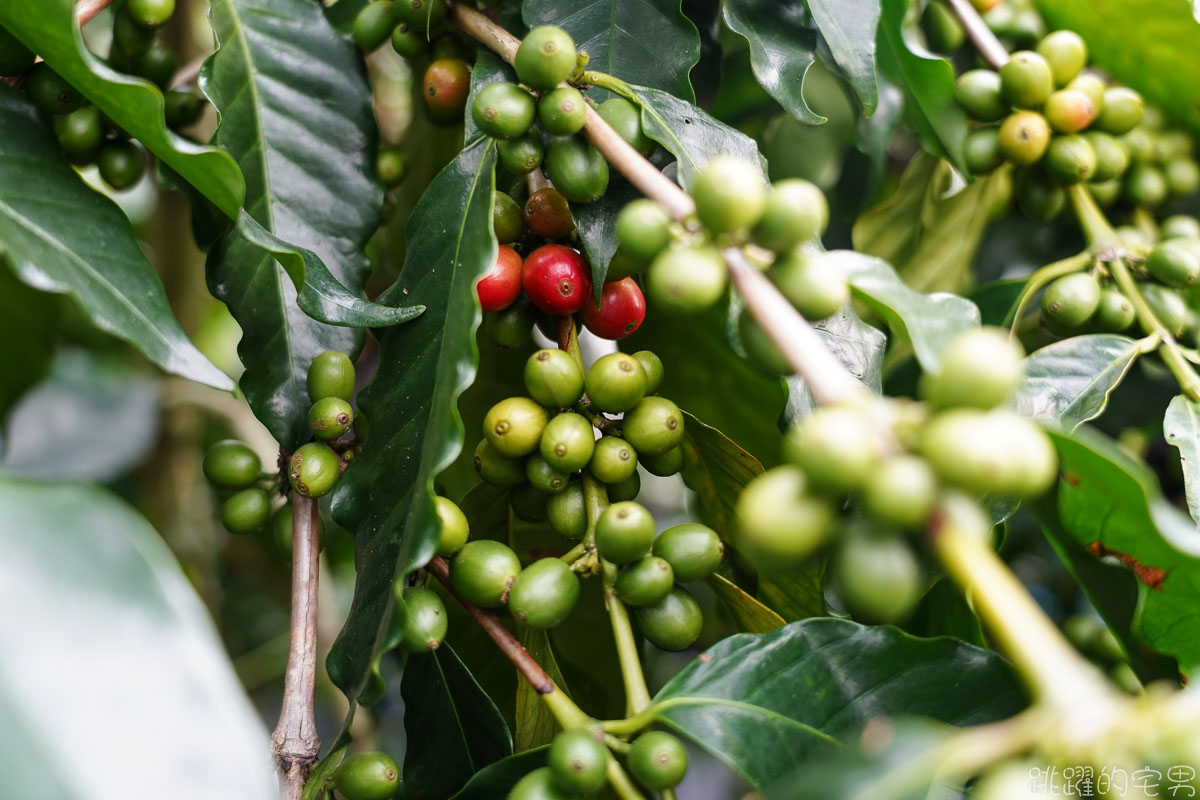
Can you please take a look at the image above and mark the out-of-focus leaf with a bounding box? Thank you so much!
[1165,394,1200,526]
[970,278,1026,326]
[0,263,58,425]
[1014,335,1141,432]
[448,748,549,800]
[722,0,822,123]
[515,629,570,752]
[680,412,763,538]
[708,574,786,633]
[903,578,985,647]
[784,306,886,423]
[808,0,882,114]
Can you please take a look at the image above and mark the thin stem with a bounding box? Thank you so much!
[608,588,653,717]
[1003,251,1092,330]
[271,494,322,800]
[75,0,114,26]
[560,541,588,563]
[580,70,637,99]
[605,758,649,800]
[944,0,1010,69]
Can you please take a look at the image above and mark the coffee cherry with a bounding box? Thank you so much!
[482,297,536,350]
[515,25,576,90]
[484,397,548,458]
[1096,87,1144,135]
[1163,216,1200,241]
[306,352,354,402]
[547,481,587,537]
[920,1,964,53]
[653,523,723,582]
[628,731,688,789]
[921,326,1024,410]
[497,133,544,175]
[999,50,1053,108]
[450,540,521,607]
[308,396,354,440]
[1121,128,1156,163]
[963,128,1003,175]
[390,22,427,58]
[784,405,881,493]
[1036,30,1087,85]
[617,556,675,606]
[623,396,684,456]
[548,730,608,795]
[1066,72,1106,109]
[538,87,587,136]
[203,440,261,489]
[478,245,523,312]
[955,69,1006,122]
[598,97,654,155]
[1092,288,1136,332]
[770,249,849,320]
[492,192,525,244]
[423,58,471,123]
[56,106,103,165]
[434,495,469,556]
[221,488,271,533]
[1044,89,1095,133]
[581,278,645,340]
[1166,157,1200,196]
[1124,163,1168,207]
[834,529,922,624]
[585,352,648,412]
[394,0,446,28]
[397,585,447,653]
[1084,132,1129,182]
[474,439,528,486]
[921,409,1056,496]
[508,767,576,800]
[472,82,536,140]
[736,467,834,566]
[508,557,580,628]
[635,587,702,651]
[163,91,205,130]
[333,751,400,800]
[631,351,664,394]
[998,111,1051,165]
[524,187,575,239]
[128,0,175,27]
[607,470,642,503]
[692,155,766,234]
[353,1,396,51]
[1143,284,1191,337]
[289,443,341,498]
[545,136,610,203]
[0,27,35,76]
[647,244,727,313]
[751,179,829,252]
[97,142,143,190]
[540,412,595,472]
[524,349,584,408]
[640,445,683,477]
[738,311,791,376]
[1016,169,1065,221]
[1148,242,1200,288]
[1088,178,1121,208]
[1045,135,1096,183]
[112,7,155,58]
[526,454,569,493]
[522,244,592,315]
[595,501,656,564]
[27,64,82,116]
[132,42,177,88]
[1042,272,1101,329]
[861,455,937,529]
[616,199,672,264]
[590,435,638,484]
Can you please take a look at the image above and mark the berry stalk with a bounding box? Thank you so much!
[943,0,1010,70]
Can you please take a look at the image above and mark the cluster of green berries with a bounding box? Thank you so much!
[735,327,1057,623]
[1087,108,1200,211]
[328,750,400,800]
[508,728,688,799]
[922,0,1046,57]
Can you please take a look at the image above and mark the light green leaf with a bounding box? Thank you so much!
[708,574,786,633]
[515,629,571,751]
[1014,334,1141,431]
[722,0,823,123]
[807,0,882,114]
[1164,394,1200,526]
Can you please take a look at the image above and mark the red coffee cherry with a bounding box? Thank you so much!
[477,245,523,311]
[522,244,592,315]
[581,278,646,340]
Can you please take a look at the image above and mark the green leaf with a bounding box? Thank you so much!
[722,0,823,123]
[0,477,275,800]
[649,618,1025,791]
[783,306,887,423]
[680,411,764,537]
[903,578,985,647]
[328,141,498,708]
[400,644,514,800]
[572,173,641,302]
[852,154,1009,293]
[1165,394,1200,526]
[300,744,347,800]
[807,0,882,114]
[875,0,967,172]
[515,629,571,751]
[1036,0,1200,136]
[971,278,1026,326]
[0,87,232,392]
[756,560,827,622]
[324,0,369,33]
[523,0,701,102]
[0,1,245,218]
[200,0,420,447]
[1014,334,1142,432]
[708,574,786,633]
[829,251,981,371]
[449,748,549,800]
[0,263,57,424]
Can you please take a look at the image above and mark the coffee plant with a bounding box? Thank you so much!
[10,0,1200,797]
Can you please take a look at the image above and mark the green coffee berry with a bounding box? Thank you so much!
[1088,178,1122,208]
[784,405,882,492]
[1096,87,1144,135]
[1083,131,1129,182]
[1162,215,1200,241]
[646,245,728,313]
[131,42,177,88]
[1147,242,1200,287]
[545,135,609,203]
[308,351,356,401]
[920,326,1024,410]
[221,488,272,534]
[616,199,673,264]
[998,111,1051,165]
[308,396,354,440]
[289,443,341,498]
[510,482,549,523]
[640,445,683,477]
[526,455,569,494]
[861,455,938,529]
[1142,283,1191,337]
[769,249,849,320]
[482,296,536,350]
[353,1,397,51]
[622,396,684,456]
[496,132,544,174]
[547,730,608,796]
[539,412,596,473]
[397,586,447,653]
[920,0,965,53]
[955,69,1006,122]
[1041,272,1101,329]
[999,50,1053,108]
[1124,163,1168,207]
[514,25,577,90]
[607,470,642,503]
[394,0,447,29]
[332,751,400,800]
[525,349,585,408]
[1044,89,1096,133]
[474,439,527,486]
[390,22,428,58]
[538,87,587,136]
[435,496,470,556]
[964,128,1004,175]
[628,731,689,789]
[597,97,654,155]
[589,435,639,484]
[484,397,549,458]
[734,466,834,567]
[631,350,664,395]
[98,141,143,190]
[1036,30,1087,86]
[507,557,580,628]
[112,7,155,57]
[547,481,587,538]
[616,556,675,606]
[1046,134,1096,183]
[753,179,828,252]
[203,440,262,489]
[834,529,922,624]
[449,539,521,607]
[1166,157,1200,196]
[692,155,767,234]
[595,501,656,564]
[584,352,648,412]
[509,767,576,800]
[635,587,702,652]
[653,523,723,582]
[471,82,536,139]
[1092,288,1136,332]
[493,191,525,244]
[127,0,175,27]
[920,409,1057,497]
[1066,72,1106,109]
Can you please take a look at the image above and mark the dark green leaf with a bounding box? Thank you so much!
[329,141,498,707]
[515,628,571,751]
[1165,394,1200,525]
[680,411,764,538]
[856,78,905,191]
[0,478,276,799]
[572,173,641,302]
[0,87,232,392]
[708,574,786,633]
[756,559,827,622]
[449,748,549,800]
[875,0,967,172]
[903,578,985,647]
[523,0,701,102]
[400,644,513,800]
[807,0,882,114]
[649,618,1025,791]
[0,262,57,424]
[722,0,823,123]
[324,0,369,34]
[0,0,245,217]
[300,744,347,800]
[783,306,886,423]
[829,251,981,371]
[970,278,1026,327]
[1014,335,1141,432]
[548,578,626,721]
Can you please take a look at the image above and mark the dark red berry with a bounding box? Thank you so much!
[522,244,592,315]
[477,245,523,311]
[581,278,646,340]
[525,187,574,239]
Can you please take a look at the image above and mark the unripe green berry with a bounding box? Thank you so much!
[450,540,521,607]
[396,585,447,653]
[647,245,727,313]
[1088,178,1122,208]
[547,481,587,538]
[308,351,356,402]
[964,128,1004,175]
[493,191,525,244]
[1041,272,1101,329]
[635,588,703,652]
[862,455,938,529]
[471,82,536,140]
[1045,134,1096,183]
[434,495,469,556]
[691,155,767,234]
[221,488,271,533]
[1148,242,1200,288]
[597,97,653,155]
[484,397,549,458]
[289,443,341,498]
[394,0,446,28]
[622,396,684,456]
[98,142,143,190]
[332,751,400,800]
[511,484,550,525]
[584,352,647,412]
[734,466,834,568]
[538,86,587,136]
[515,25,577,90]
[474,439,527,486]
[834,529,922,624]
[1166,157,1200,196]
[526,454,569,493]
[1036,30,1087,86]
[548,730,608,795]
[524,349,584,408]
[496,133,544,174]
[595,501,656,564]
[353,1,396,52]
[1142,284,1191,337]
[920,326,1024,410]
[1083,132,1129,182]
[653,523,723,582]
[639,445,683,477]
[390,22,428,58]
[920,409,1057,496]
[769,249,849,320]
[784,405,882,492]
[616,199,673,264]
[1124,163,1168,208]
[955,69,1006,122]
[507,557,580,628]
[999,50,1053,108]
[752,179,828,252]
[628,731,689,789]
[1162,216,1200,241]
[539,412,596,473]
[127,0,175,27]
[616,556,675,606]
[509,767,576,800]
[607,471,642,503]
[1043,89,1096,133]
[1066,72,1106,110]
[589,435,639,484]
[203,439,261,489]
[1096,87,1144,135]
[308,396,354,440]
[545,136,609,203]
[631,351,664,394]
[998,111,1051,165]
[1092,288,1136,332]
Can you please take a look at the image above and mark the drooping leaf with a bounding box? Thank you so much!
[1164,394,1200,526]
[300,744,347,800]
[515,629,571,751]
[721,0,823,123]
[0,478,276,800]
[400,644,514,800]
[827,251,981,371]
[783,306,887,423]
[0,87,232,392]
[649,618,1025,791]
[328,141,498,708]
[0,0,245,217]
[708,574,786,633]
[547,579,626,721]
[875,0,967,172]
[448,748,549,800]
[680,412,764,537]
[1014,334,1142,432]
[0,262,58,424]
[807,0,882,114]
[523,0,701,102]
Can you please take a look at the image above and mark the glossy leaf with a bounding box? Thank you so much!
[808,0,882,114]
[400,644,514,799]
[783,306,886,423]
[0,87,232,392]
[649,618,1025,791]
[572,173,641,302]
[449,749,549,800]
[329,141,498,707]
[0,0,245,217]
[0,478,276,800]
[708,574,786,633]
[300,744,347,800]
[722,0,822,123]
[875,0,967,172]
[515,628,571,751]
[1014,334,1141,432]
[1165,394,1200,526]
[523,0,701,101]
[680,411,764,538]
[0,263,57,424]
[828,251,981,371]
